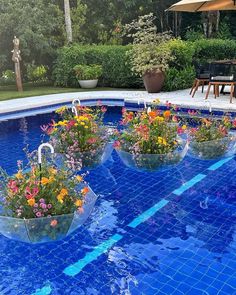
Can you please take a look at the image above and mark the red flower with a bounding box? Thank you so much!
[25,187,39,200]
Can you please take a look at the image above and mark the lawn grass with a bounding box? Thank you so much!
[0,83,127,101]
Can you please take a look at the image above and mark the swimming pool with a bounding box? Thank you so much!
[0,106,235,295]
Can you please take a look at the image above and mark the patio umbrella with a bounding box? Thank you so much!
[167,0,236,12]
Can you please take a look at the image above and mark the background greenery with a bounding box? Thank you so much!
[53,39,236,91]
[1,0,236,91]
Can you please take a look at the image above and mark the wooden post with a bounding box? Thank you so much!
[12,36,23,92]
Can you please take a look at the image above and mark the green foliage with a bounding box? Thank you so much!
[0,69,15,85]
[0,0,64,72]
[73,64,103,80]
[53,45,142,88]
[53,38,236,91]
[26,64,48,82]
[163,66,195,91]
[184,28,205,42]
[193,39,236,63]
[125,14,173,76]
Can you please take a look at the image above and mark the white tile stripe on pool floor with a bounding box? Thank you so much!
[32,156,234,293]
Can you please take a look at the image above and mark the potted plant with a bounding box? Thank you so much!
[73,64,103,89]
[125,13,173,93]
[114,105,188,172]
[0,148,97,244]
[188,117,236,160]
[42,104,113,170]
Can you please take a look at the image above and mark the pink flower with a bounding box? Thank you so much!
[66,120,76,129]
[101,106,107,113]
[25,187,39,200]
[40,203,47,209]
[8,180,19,193]
[113,141,121,149]
[39,198,45,203]
[36,211,42,218]
[47,204,52,209]
[233,120,236,128]
[87,137,97,144]
[177,127,184,134]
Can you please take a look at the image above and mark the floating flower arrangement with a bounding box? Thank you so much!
[0,144,97,244]
[114,104,188,172]
[42,104,113,170]
[188,116,236,160]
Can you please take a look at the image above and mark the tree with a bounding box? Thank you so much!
[64,0,73,43]
[0,0,64,72]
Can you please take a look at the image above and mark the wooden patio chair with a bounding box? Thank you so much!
[190,62,210,98]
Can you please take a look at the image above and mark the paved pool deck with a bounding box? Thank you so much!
[0,87,236,115]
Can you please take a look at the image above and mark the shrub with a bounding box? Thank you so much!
[0,69,15,85]
[53,45,141,88]
[74,64,103,80]
[53,39,236,91]
[26,64,48,82]
[163,66,195,91]
[193,39,236,63]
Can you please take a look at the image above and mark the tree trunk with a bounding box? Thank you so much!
[64,0,73,43]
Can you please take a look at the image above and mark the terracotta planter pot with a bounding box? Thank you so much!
[143,70,165,93]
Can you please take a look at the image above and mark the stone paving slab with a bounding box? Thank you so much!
[0,87,235,115]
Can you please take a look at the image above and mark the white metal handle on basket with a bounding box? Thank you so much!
[38,143,55,164]
[72,98,81,106]
[72,106,78,117]
[147,107,152,114]
[137,99,147,109]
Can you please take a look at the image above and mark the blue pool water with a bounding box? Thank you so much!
[0,107,236,295]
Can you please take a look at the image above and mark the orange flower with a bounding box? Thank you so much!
[148,111,157,119]
[163,110,171,119]
[75,199,83,207]
[50,219,58,227]
[81,187,89,195]
[60,188,68,197]
[27,198,35,207]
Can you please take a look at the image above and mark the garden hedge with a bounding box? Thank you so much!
[53,39,236,91]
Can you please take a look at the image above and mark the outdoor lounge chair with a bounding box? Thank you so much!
[190,62,210,98]
[205,61,236,103]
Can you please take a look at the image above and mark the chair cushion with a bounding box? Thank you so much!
[211,75,234,82]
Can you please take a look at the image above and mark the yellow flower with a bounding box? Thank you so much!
[57,120,68,126]
[27,198,35,207]
[75,199,83,207]
[162,138,167,146]
[155,116,164,122]
[60,188,68,197]
[41,176,55,185]
[153,98,160,104]
[57,195,64,204]
[15,171,24,180]
[41,177,50,185]
[55,106,67,114]
[80,122,85,126]
[182,125,187,130]
[157,136,163,144]
[76,176,83,182]
[84,126,89,129]
[49,168,57,175]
